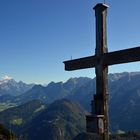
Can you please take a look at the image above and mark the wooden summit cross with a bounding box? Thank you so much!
[64,3,140,140]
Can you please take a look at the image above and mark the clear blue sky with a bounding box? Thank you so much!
[0,0,140,84]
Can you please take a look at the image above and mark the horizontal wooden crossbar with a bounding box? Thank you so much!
[103,46,140,66]
[64,46,140,71]
[63,55,97,71]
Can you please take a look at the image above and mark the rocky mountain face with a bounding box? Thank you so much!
[109,72,140,131]
[63,77,91,92]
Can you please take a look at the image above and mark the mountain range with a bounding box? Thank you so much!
[0,77,34,96]
[0,72,140,139]
[0,77,91,105]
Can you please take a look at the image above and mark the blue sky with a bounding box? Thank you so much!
[0,0,140,84]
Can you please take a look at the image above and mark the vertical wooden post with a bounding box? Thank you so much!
[94,3,109,140]
[64,2,140,140]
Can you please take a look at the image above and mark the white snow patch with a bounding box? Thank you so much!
[2,75,12,80]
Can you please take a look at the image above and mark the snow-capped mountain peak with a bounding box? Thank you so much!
[0,75,14,85]
[0,75,34,96]
[3,75,12,81]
